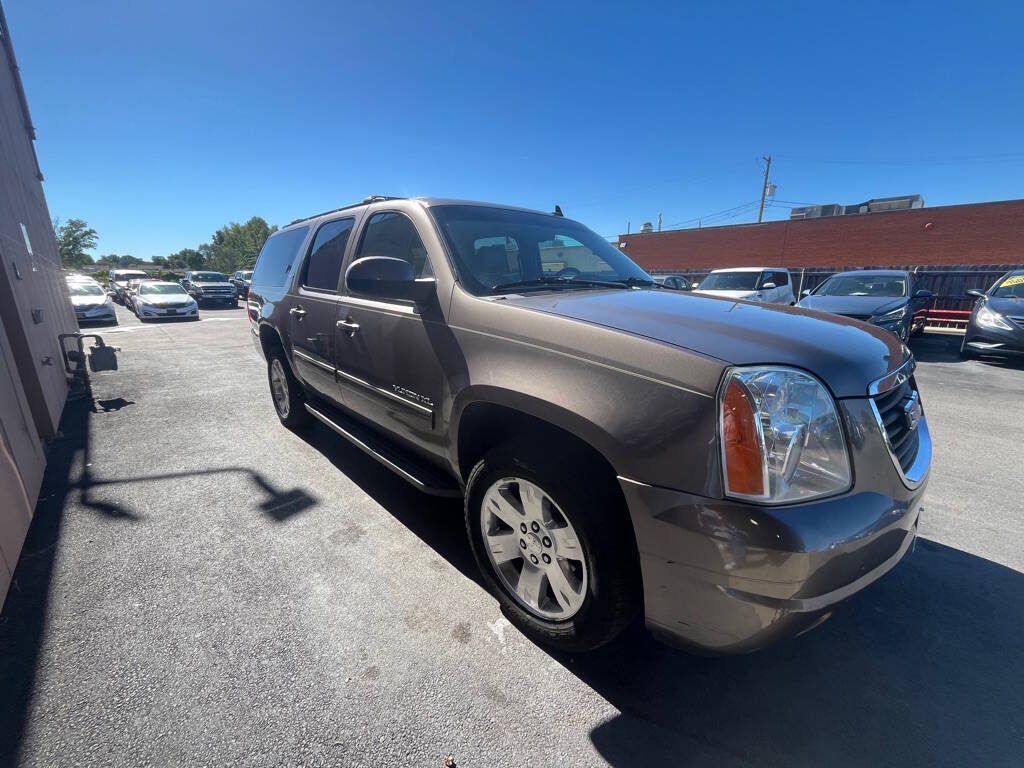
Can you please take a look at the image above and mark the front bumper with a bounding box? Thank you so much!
[75,305,116,322]
[963,323,1024,356]
[621,396,929,654]
[137,303,199,318]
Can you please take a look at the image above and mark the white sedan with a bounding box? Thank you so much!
[133,281,199,321]
[68,281,117,324]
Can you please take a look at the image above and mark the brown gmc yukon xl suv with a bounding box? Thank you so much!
[248,197,931,654]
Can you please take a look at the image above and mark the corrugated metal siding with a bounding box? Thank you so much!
[0,4,79,605]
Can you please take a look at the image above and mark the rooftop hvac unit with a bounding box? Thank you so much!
[640,221,654,234]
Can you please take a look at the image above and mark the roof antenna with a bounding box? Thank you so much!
[553,204,563,217]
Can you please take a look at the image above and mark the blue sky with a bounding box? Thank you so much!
[6,0,1024,257]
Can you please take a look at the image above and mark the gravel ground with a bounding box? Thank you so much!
[1,305,1021,767]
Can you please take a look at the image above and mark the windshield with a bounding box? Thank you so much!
[239,271,253,279]
[113,271,147,281]
[140,284,187,295]
[698,271,760,291]
[68,283,105,297]
[192,272,227,282]
[429,205,651,295]
[815,274,907,298]
[991,272,1024,298]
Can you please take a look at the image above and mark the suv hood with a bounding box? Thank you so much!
[693,289,761,301]
[508,289,907,398]
[798,294,906,317]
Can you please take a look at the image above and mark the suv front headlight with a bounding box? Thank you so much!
[719,367,852,504]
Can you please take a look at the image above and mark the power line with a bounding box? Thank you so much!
[660,199,762,230]
[775,151,1024,167]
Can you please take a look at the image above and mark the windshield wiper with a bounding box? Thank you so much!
[619,276,661,288]
[490,277,629,294]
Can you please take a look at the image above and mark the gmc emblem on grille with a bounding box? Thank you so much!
[903,392,922,432]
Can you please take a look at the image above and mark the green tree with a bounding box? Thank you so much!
[56,218,98,268]
[96,254,122,267]
[152,255,168,267]
[205,217,277,273]
[119,254,143,266]
[168,248,203,270]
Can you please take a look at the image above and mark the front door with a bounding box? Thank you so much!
[333,210,448,460]
[287,217,356,405]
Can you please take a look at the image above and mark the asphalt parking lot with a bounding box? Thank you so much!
[1,303,1022,767]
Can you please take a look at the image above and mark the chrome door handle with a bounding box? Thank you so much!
[336,319,360,334]
[289,306,306,317]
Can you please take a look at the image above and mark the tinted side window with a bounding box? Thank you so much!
[252,226,309,288]
[774,271,789,286]
[356,212,431,278]
[302,218,354,292]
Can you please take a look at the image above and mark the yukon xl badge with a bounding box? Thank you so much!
[393,385,434,408]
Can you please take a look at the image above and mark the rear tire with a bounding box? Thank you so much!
[267,347,309,428]
[465,440,641,653]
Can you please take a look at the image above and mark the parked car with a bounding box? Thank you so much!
[692,267,795,304]
[123,277,158,312]
[65,272,102,286]
[961,269,1024,359]
[797,270,931,341]
[230,270,254,298]
[108,269,149,304]
[182,271,238,306]
[249,197,929,655]
[652,274,691,290]
[133,281,199,321]
[67,280,117,324]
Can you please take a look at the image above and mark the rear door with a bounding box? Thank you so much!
[286,217,356,405]
[773,270,793,303]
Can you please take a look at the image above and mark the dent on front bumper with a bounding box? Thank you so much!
[621,396,929,654]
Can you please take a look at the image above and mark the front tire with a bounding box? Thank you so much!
[267,348,309,428]
[465,441,641,653]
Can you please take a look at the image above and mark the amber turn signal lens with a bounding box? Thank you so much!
[722,377,765,496]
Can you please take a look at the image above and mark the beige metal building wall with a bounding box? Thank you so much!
[0,4,79,602]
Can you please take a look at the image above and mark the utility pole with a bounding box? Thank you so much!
[757,155,772,223]
[657,212,663,232]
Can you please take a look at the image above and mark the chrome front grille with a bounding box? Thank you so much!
[871,376,920,474]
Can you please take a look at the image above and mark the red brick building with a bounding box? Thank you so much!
[617,198,1024,272]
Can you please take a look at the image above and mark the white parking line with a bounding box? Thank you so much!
[100,316,248,334]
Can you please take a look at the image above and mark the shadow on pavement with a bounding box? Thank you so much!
[292,419,1024,766]
[297,420,478,584]
[581,538,1024,767]
[0,391,320,765]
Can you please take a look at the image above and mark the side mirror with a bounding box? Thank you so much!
[966,289,986,299]
[761,282,776,290]
[913,289,933,298]
[801,288,811,296]
[690,282,699,289]
[346,256,435,304]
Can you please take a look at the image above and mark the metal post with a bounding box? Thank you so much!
[757,155,772,223]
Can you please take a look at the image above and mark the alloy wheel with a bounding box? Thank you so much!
[269,358,290,419]
[480,477,588,620]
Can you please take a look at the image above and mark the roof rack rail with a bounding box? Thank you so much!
[287,196,406,226]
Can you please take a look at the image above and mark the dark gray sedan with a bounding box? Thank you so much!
[961,269,1024,358]
[798,269,931,340]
